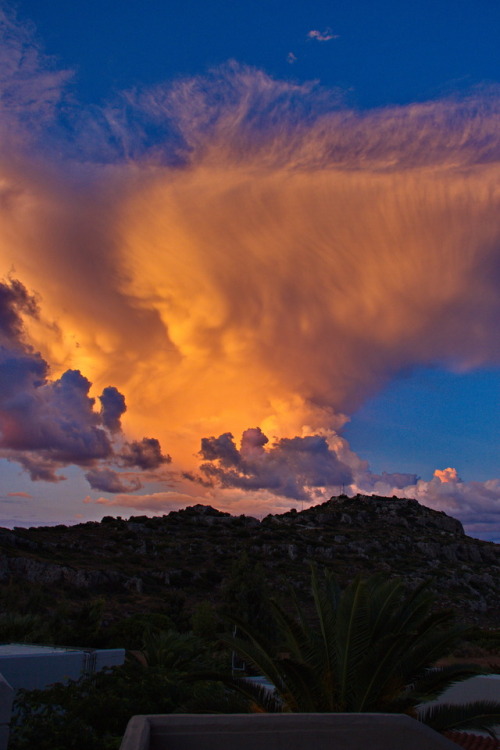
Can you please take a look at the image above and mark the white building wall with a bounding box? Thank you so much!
[0,652,84,691]
[0,647,125,691]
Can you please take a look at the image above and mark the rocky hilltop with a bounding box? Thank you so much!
[0,495,499,625]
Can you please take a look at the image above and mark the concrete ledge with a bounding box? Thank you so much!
[120,715,151,750]
[120,713,460,750]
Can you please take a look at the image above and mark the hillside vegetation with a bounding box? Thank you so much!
[0,495,499,640]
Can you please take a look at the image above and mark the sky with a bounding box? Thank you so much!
[0,0,499,539]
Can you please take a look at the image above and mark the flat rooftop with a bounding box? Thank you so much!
[0,644,80,656]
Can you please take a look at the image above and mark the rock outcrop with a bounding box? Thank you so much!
[0,495,499,624]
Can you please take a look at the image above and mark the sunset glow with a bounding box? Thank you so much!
[0,2,499,538]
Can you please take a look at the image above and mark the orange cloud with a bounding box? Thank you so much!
[0,49,499,512]
[434,467,459,484]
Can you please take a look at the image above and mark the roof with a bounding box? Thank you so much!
[0,644,79,656]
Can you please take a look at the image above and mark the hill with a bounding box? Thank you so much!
[0,494,499,629]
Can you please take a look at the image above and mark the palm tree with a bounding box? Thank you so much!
[220,567,500,736]
[139,628,202,670]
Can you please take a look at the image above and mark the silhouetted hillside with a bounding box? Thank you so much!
[1,495,499,628]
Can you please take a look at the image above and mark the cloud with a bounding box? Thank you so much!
[0,5,71,148]
[196,427,352,500]
[433,467,459,483]
[120,437,171,470]
[307,29,339,42]
[6,491,32,498]
[0,278,168,486]
[287,52,297,64]
[0,277,39,343]
[99,386,126,432]
[9,453,66,483]
[84,491,196,512]
[352,466,500,541]
[200,432,241,467]
[83,486,296,517]
[85,467,141,493]
[0,11,498,529]
[353,470,420,492]
[0,355,112,464]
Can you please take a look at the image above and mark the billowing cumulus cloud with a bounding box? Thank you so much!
[196,427,352,500]
[200,432,242,467]
[0,9,499,533]
[0,278,167,486]
[120,437,171,470]
[433,467,459,484]
[0,279,110,466]
[99,386,127,433]
[85,468,141,494]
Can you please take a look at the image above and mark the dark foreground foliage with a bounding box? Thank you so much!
[7,566,500,748]
[9,658,247,750]
[217,567,500,735]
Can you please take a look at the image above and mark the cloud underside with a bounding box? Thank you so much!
[0,6,499,533]
[0,278,170,487]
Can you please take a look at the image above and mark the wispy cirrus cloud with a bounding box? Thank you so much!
[307,28,339,42]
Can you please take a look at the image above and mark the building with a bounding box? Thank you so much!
[0,642,125,750]
[0,642,125,692]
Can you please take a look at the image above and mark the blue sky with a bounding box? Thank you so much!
[16,0,500,108]
[343,367,500,482]
[1,0,499,536]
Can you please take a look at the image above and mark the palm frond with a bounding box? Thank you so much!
[397,624,470,681]
[352,634,411,711]
[223,617,323,711]
[310,564,338,696]
[222,676,284,713]
[267,599,315,663]
[410,664,491,703]
[221,629,286,697]
[184,672,284,713]
[367,577,404,639]
[419,700,500,738]
[335,577,371,708]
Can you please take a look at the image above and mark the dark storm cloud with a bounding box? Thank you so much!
[120,437,171,470]
[0,278,39,343]
[12,452,65,483]
[99,386,126,432]
[197,427,352,500]
[0,359,112,463]
[200,432,242,467]
[85,467,141,493]
[0,278,168,485]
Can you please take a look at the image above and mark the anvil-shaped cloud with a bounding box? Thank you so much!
[0,7,499,534]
